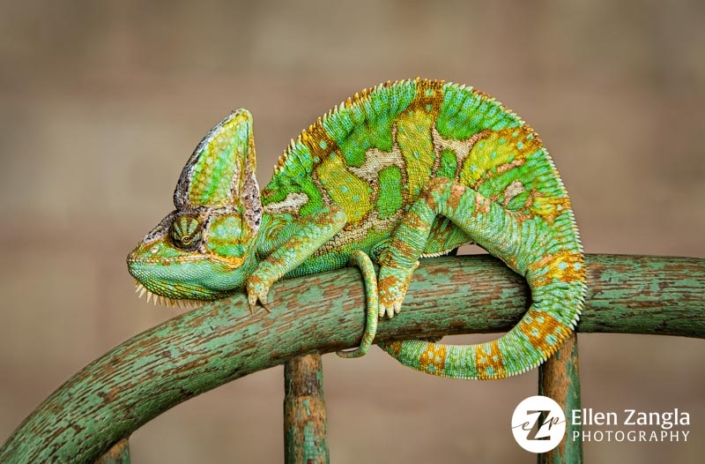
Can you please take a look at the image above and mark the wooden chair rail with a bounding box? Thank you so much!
[1,254,703,463]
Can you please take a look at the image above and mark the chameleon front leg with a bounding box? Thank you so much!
[377,177,526,318]
[246,207,347,312]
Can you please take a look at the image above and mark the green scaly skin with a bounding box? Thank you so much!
[127,78,587,379]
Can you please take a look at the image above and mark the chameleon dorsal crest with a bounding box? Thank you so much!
[173,109,261,232]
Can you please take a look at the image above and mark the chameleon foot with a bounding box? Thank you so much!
[246,275,273,314]
[378,261,418,318]
[337,251,379,358]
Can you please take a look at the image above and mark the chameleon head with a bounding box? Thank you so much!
[127,110,262,304]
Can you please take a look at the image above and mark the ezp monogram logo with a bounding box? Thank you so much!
[511,396,567,453]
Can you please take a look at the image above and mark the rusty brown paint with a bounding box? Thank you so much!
[284,354,328,464]
[0,254,704,463]
[538,333,582,464]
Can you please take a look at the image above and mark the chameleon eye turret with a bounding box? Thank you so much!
[170,215,202,250]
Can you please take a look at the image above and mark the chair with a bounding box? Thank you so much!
[1,254,703,463]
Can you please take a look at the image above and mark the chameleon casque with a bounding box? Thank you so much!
[127,78,586,380]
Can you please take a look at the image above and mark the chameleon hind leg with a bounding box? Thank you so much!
[337,250,379,358]
[377,176,584,378]
[377,177,528,318]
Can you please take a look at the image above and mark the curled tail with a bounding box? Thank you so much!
[379,252,586,379]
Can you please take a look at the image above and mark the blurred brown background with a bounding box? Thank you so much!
[1,0,704,462]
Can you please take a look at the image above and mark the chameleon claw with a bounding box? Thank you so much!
[379,305,390,319]
[246,277,274,314]
[247,297,271,314]
[379,302,400,319]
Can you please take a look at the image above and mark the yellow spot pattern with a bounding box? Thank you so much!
[315,154,371,224]
[460,127,542,187]
[384,341,403,357]
[395,80,444,200]
[396,110,436,199]
[419,343,447,373]
[518,308,571,354]
[474,340,507,379]
[528,250,585,286]
[530,195,573,223]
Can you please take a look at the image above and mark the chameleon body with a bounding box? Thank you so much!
[127,78,586,379]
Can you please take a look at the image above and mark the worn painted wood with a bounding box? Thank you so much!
[94,439,130,464]
[1,254,704,463]
[539,333,582,464]
[284,354,329,464]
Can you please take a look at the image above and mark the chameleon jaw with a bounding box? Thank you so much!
[134,282,204,309]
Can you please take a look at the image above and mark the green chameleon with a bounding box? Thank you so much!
[127,78,586,380]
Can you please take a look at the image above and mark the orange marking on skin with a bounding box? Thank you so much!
[406,78,445,116]
[378,266,415,309]
[388,239,417,262]
[402,211,428,230]
[467,126,542,191]
[529,251,585,286]
[299,115,339,166]
[418,343,447,373]
[448,184,466,210]
[475,340,506,379]
[496,158,526,175]
[379,275,402,296]
[472,89,493,100]
[530,195,573,223]
[518,308,571,354]
[505,255,519,270]
[466,129,492,150]
[424,191,438,211]
[529,251,561,270]
[474,193,491,215]
[384,341,403,357]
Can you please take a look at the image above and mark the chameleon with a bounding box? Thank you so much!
[127,78,586,380]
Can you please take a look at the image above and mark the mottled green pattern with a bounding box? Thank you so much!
[127,78,586,380]
[377,166,403,219]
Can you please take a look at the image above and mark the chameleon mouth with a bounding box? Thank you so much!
[134,282,204,309]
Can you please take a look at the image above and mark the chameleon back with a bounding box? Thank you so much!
[263,79,580,270]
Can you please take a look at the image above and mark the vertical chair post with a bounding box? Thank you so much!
[284,354,329,464]
[538,333,582,464]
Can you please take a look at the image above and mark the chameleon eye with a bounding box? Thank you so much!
[170,215,202,250]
